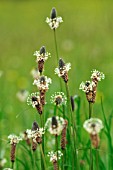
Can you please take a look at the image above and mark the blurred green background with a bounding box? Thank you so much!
[0,0,113,160]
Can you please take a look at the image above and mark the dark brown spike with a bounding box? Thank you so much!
[51,8,57,19]
[86,90,96,103]
[40,90,46,106]
[24,131,31,146]
[61,120,68,150]
[35,103,43,114]
[52,116,58,129]
[90,134,100,148]
[32,140,37,151]
[10,144,16,162]
[36,136,42,144]
[32,121,39,131]
[59,58,65,69]
[38,60,44,73]
[40,46,46,55]
[53,160,58,170]
[61,72,68,83]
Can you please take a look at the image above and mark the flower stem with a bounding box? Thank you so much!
[55,135,59,170]
[40,111,45,170]
[39,144,47,170]
[96,148,99,170]
[54,106,59,169]
[65,83,71,123]
[54,105,57,116]
[65,82,78,169]
[11,162,14,169]
[53,29,63,92]
[88,102,93,170]
[62,150,65,170]
[65,82,76,141]
[89,145,93,170]
[53,30,59,63]
[40,114,43,127]
[33,151,36,170]
[89,102,93,119]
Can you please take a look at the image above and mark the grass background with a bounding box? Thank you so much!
[0,0,113,168]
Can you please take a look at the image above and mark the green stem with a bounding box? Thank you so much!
[65,82,70,100]
[65,82,78,169]
[11,162,14,169]
[54,107,59,169]
[33,151,36,170]
[53,30,59,63]
[40,115,43,127]
[89,102,93,119]
[40,113,45,170]
[62,150,65,170]
[54,105,57,116]
[89,146,93,170]
[101,98,113,169]
[55,135,59,169]
[40,72,42,76]
[89,102,93,170]
[53,29,63,92]
[65,83,71,124]
[107,133,112,170]
[55,135,58,151]
[65,82,76,144]
[96,148,99,170]
[62,104,66,119]
[39,144,47,170]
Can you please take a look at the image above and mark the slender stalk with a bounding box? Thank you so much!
[11,162,14,169]
[54,105,57,116]
[40,109,45,147]
[65,82,78,169]
[96,148,99,170]
[53,29,63,92]
[29,148,34,169]
[55,135,59,170]
[39,144,47,170]
[65,82,70,100]
[40,72,42,76]
[40,115,43,127]
[65,82,71,124]
[89,102,93,170]
[53,30,59,63]
[101,98,113,169]
[65,82,76,145]
[89,102,93,119]
[40,113,45,170]
[55,136,58,153]
[54,106,59,169]
[89,146,93,170]
[62,104,66,119]
[33,152,36,170]
[62,150,65,170]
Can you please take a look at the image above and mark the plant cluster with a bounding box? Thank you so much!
[1,7,113,170]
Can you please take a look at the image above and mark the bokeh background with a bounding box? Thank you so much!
[0,0,113,164]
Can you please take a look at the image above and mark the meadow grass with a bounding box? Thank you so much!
[0,1,113,169]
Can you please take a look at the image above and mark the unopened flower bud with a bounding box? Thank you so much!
[32,121,39,131]
[59,58,65,69]
[52,116,58,129]
[51,8,57,19]
[40,46,46,55]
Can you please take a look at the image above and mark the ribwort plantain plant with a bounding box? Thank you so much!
[3,6,113,170]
